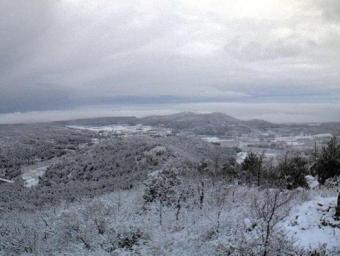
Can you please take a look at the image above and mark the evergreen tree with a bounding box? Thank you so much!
[313,137,340,184]
[278,154,308,190]
[242,152,263,186]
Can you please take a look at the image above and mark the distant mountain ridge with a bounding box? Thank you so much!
[59,112,340,136]
[61,112,274,136]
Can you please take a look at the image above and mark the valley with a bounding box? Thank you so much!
[0,112,339,255]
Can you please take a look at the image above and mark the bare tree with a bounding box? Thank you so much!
[251,189,293,256]
[214,186,230,233]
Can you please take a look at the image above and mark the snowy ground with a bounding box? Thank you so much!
[21,160,54,187]
[201,136,223,143]
[236,152,248,164]
[67,124,153,134]
[22,165,48,187]
[1,181,339,255]
[281,196,340,252]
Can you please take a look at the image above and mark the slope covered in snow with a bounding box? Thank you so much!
[281,196,340,253]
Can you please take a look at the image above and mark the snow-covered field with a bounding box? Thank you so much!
[22,165,48,187]
[67,124,153,134]
[274,133,333,146]
[201,136,223,143]
[21,161,53,187]
[201,133,331,158]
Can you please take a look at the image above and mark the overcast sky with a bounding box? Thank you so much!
[0,0,340,120]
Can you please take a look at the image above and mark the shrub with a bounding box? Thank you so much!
[100,226,149,253]
[278,154,309,190]
[222,157,239,179]
[313,137,340,184]
[116,227,144,250]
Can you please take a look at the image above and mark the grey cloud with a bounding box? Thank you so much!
[0,0,339,114]
[0,1,54,71]
[0,84,72,113]
[225,38,317,61]
[316,0,340,23]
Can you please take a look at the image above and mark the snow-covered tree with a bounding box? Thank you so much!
[143,166,181,206]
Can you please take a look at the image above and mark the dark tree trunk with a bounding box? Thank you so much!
[336,192,340,218]
[175,193,182,221]
[199,181,205,210]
